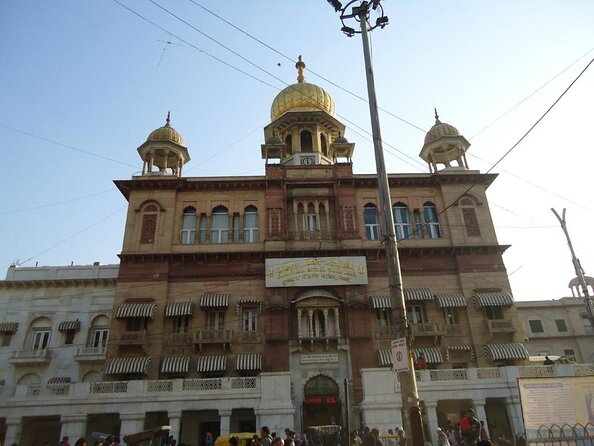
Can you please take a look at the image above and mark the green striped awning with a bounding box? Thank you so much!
[236,353,262,371]
[473,292,514,307]
[106,356,152,375]
[377,348,393,366]
[197,355,227,373]
[404,288,433,301]
[165,302,194,317]
[160,356,190,374]
[371,296,392,309]
[200,293,229,308]
[58,320,81,332]
[484,343,528,361]
[413,347,443,364]
[435,294,467,308]
[115,303,157,319]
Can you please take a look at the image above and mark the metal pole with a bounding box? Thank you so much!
[357,7,425,446]
[551,208,594,328]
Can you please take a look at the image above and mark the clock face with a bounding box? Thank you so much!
[301,156,314,166]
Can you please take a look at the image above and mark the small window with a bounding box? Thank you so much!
[364,204,381,240]
[529,319,544,333]
[243,205,259,243]
[485,306,504,320]
[207,311,225,331]
[242,308,257,332]
[1,334,13,347]
[173,315,190,334]
[140,204,159,244]
[423,202,441,239]
[393,203,412,240]
[211,206,229,244]
[444,307,458,325]
[63,330,76,345]
[563,349,575,360]
[126,318,148,332]
[406,305,424,324]
[31,330,51,350]
[180,207,197,244]
[376,308,392,328]
[91,329,109,348]
[555,319,568,332]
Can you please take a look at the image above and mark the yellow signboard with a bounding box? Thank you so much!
[265,256,368,287]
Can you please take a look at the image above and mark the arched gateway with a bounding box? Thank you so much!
[302,375,341,428]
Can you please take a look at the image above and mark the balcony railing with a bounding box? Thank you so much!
[75,345,107,362]
[410,321,443,337]
[487,319,515,334]
[288,231,336,241]
[445,324,467,336]
[10,348,50,364]
[238,331,261,343]
[193,329,233,344]
[166,332,192,346]
[118,331,147,345]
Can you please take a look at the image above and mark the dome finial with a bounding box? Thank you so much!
[434,108,441,124]
[166,111,171,127]
[296,55,306,83]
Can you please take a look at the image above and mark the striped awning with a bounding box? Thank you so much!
[47,376,72,385]
[237,298,261,305]
[106,356,152,375]
[58,320,81,332]
[236,353,262,371]
[473,292,514,307]
[435,294,467,308]
[446,345,475,362]
[371,295,392,309]
[484,343,529,361]
[413,347,444,364]
[197,355,227,373]
[115,303,157,319]
[404,288,433,301]
[377,348,393,366]
[200,293,229,308]
[0,322,19,334]
[160,356,190,374]
[165,302,194,317]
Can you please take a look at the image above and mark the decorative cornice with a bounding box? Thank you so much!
[0,278,116,289]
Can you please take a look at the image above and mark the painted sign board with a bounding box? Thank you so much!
[265,256,368,287]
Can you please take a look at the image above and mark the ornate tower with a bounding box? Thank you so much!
[137,112,190,176]
[261,56,354,166]
[419,109,470,173]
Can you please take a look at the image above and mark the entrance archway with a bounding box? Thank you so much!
[302,375,341,428]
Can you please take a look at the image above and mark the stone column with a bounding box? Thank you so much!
[219,410,232,435]
[60,414,87,443]
[424,401,439,446]
[323,309,329,338]
[168,411,183,443]
[119,413,145,439]
[333,307,341,337]
[473,398,487,425]
[297,309,303,338]
[505,396,524,437]
[308,311,314,338]
[4,416,22,446]
[324,199,330,236]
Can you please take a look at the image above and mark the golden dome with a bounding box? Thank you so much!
[424,109,460,145]
[270,56,335,121]
[147,112,186,146]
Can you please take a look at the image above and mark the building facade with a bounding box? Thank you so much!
[2,58,593,446]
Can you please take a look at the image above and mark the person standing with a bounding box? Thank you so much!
[261,426,273,446]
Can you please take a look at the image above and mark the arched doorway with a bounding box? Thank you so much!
[302,375,341,428]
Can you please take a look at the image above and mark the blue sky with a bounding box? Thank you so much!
[1,1,593,301]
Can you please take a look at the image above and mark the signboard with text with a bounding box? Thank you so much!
[265,256,368,287]
[391,338,409,373]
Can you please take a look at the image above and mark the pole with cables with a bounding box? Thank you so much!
[327,1,425,444]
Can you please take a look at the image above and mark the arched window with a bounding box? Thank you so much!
[460,198,480,237]
[180,206,197,244]
[89,315,109,350]
[312,310,325,337]
[140,204,159,244]
[28,317,52,351]
[211,206,229,243]
[393,202,412,239]
[199,213,208,244]
[306,203,317,234]
[364,203,380,240]
[301,130,313,153]
[423,202,441,239]
[244,205,259,243]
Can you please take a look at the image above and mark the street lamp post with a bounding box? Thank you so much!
[327,1,426,444]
